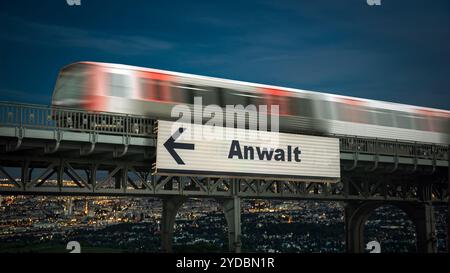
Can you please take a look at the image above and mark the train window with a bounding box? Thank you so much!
[139,78,173,102]
[336,104,349,122]
[53,65,86,103]
[191,86,219,106]
[153,80,168,101]
[170,84,209,104]
[168,84,218,105]
[337,103,369,123]
[396,114,413,130]
[411,115,430,131]
[430,117,450,133]
[168,83,188,103]
[109,73,132,98]
[264,94,291,115]
[176,84,194,103]
[139,77,154,100]
[249,93,266,111]
[223,90,251,106]
[375,110,393,127]
[316,100,334,120]
[215,87,225,107]
[290,97,313,117]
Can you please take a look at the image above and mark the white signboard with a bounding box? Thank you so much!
[155,120,341,182]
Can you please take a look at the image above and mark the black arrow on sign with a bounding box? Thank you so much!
[163,127,195,165]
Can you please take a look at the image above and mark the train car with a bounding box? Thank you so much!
[51,62,450,145]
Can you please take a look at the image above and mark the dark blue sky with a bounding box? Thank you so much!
[0,0,449,109]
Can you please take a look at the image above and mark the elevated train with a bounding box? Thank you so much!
[52,62,450,145]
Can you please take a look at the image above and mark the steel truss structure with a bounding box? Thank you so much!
[0,156,447,202]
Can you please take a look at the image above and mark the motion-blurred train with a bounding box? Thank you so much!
[52,62,450,145]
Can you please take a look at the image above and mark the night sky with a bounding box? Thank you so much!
[0,0,449,109]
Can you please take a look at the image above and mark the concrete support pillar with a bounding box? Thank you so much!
[57,160,64,188]
[447,145,450,252]
[408,203,437,253]
[21,160,30,187]
[88,164,97,188]
[344,201,366,253]
[345,201,437,253]
[114,167,127,190]
[219,196,242,253]
[160,196,185,253]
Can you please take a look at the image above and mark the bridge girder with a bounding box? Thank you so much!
[0,153,447,203]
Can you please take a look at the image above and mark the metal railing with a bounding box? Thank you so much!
[0,102,154,137]
[339,137,448,160]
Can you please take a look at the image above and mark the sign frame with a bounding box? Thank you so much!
[154,120,341,182]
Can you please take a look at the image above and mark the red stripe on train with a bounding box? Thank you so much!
[261,88,294,116]
[83,65,107,112]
